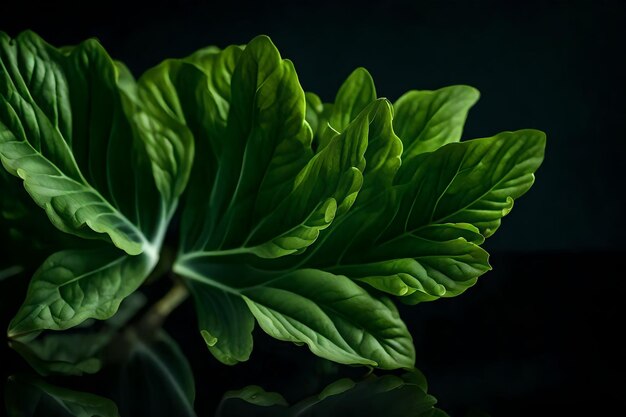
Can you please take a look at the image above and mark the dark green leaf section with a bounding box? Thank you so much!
[10,333,104,376]
[328,68,377,131]
[185,279,255,365]
[5,375,119,417]
[168,37,416,368]
[114,330,196,417]
[9,294,146,375]
[178,35,367,259]
[0,166,77,270]
[216,370,447,417]
[305,92,335,151]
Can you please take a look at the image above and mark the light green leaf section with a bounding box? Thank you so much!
[5,375,119,417]
[393,85,479,162]
[8,247,154,337]
[393,130,546,237]
[299,130,545,303]
[340,224,490,301]
[176,261,414,369]
[241,269,414,369]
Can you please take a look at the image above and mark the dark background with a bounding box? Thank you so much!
[1,0,624,415]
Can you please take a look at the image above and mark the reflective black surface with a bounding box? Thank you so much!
[1,253,623,415]
[1,1,625,415]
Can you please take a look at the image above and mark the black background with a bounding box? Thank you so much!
[1,0,625,415]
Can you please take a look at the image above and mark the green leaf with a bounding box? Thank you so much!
[393,85,479,163]
[8,247,153,337]
[0,31,188,335]
[393,130,546,237]
[177,262,414,369]
[304,92,323,136]
[315,68,377,151]
[185,279,255,365]
[0,31,172,257]
[241,269,414,369]
[296,130,545,303]
[328,68,377,133]
[9,293,146,375]
[5,374,119,417]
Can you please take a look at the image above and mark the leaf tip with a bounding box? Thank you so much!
[248,34,276,50]
[200,329,218,347]
[502,196,515,216]
[350,66,374,82]
[461,84,481,102]
[7,322,24,340]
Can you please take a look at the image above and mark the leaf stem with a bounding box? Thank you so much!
[137,279,189,339]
